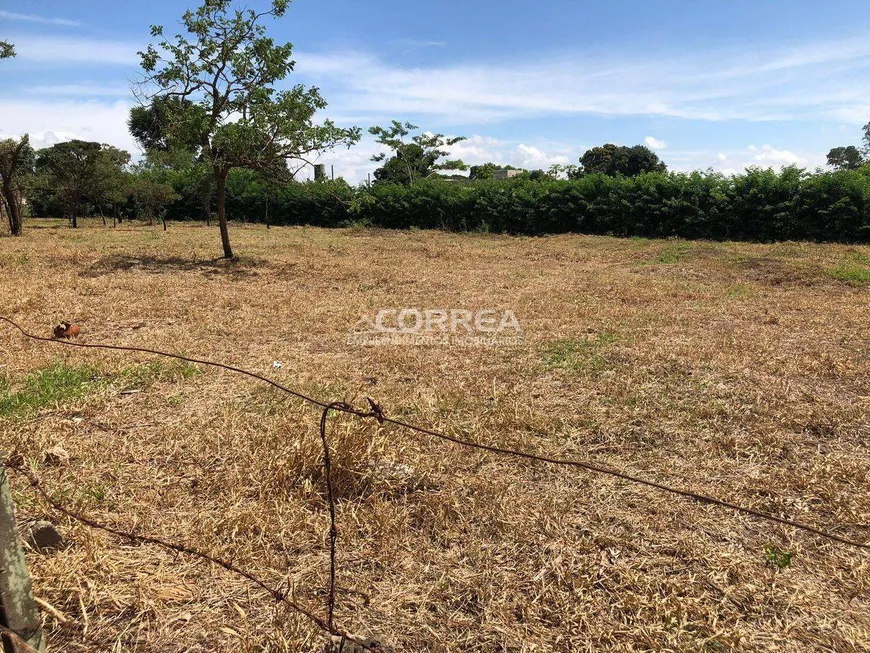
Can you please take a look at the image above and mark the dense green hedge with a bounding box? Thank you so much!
[209,166,870,242]
[223,169,355,227]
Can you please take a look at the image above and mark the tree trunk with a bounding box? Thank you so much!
[71,211,77,229]
[0,138,25,236]
[10,202,21,236]
[215,167,233,258]
[1,179,22,236]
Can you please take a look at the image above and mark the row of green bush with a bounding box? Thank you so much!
[200,166,870,242]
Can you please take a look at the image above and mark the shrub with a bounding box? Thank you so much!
[158,166,870,244]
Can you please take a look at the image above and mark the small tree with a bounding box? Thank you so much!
[131,174,180,229]
[547,164,578,179]
[369,121,467,185]
[0,39,23,235]
[469,163,525,180]
[576,144,667,177]
[469,163,499,180]
[0,136,34,236]
[35,140,130,227]
[137,148,215,223]
[135,0,360,258]
[825,120,870,172]
[826,145,865,171]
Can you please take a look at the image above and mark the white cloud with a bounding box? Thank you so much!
[442,134,503,162]
[0,10,80,27]
[668,145,825,175]
[294,133,579,183]
[292,36,870,125]
[390,38,446,48]
[3,31,854,183]
[750,144,803,164]
[516,144,569,168]
[448,137,573,170]
[0,99,138,153]
[314,137,826,184]
[23,130,81,149]
[30,84,131,98]
[518,144,546,159]
[10,35,138,65]
[293,136,390,183]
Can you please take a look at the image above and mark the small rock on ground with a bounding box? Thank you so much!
[26,520,66,552]
[43,445,71,467]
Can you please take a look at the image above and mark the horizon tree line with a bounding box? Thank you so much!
[3,1,870,255]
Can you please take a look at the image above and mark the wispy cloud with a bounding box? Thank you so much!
[10,35,138,65]
[2,32,854,183]
[294,36,870,125]
[390,38,446,48]
[30,84,131,97]
[0,10,80,27]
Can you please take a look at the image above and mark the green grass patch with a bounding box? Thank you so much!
[765,544,793,571]
[0,363,101,417]
[543,332,618,375]
[635,241,693,265]
[656,242,693,264]
[846,249,870,265]
[826,262,870,284]
[0,252,29,267]
[115,360,201,390]
[0,360,202,418]
[726,283,757,299]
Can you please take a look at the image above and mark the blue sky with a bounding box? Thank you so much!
[2,0,870,181]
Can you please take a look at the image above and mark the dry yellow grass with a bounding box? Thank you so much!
[1,219,869,652]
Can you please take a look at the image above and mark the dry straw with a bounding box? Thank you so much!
[2,311,868,649]
[2,223,870,651]
[2,316,866,550]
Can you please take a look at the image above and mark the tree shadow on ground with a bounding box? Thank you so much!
[80,254,264,279]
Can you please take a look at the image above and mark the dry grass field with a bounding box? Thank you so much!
[2,219,870,652]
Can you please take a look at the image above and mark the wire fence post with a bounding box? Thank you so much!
[0,461,46,653]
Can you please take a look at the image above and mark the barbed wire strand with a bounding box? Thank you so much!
[4,465,375,651]
[6,594,115,653]
[0,623,40,653]
[3,314,868,650]
[1,316,867,550]
[319,402,350,634]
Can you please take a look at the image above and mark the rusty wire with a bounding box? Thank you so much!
[4,465,376,649]
[1,314,869,649]
[1,315,866,550]
[0,623,41,653]
[319,402,350,634]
